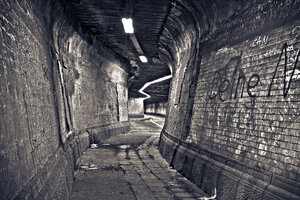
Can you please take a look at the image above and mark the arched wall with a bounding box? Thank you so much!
[52,10,130,142]
[159,1,300,199]
[0,0,130,199]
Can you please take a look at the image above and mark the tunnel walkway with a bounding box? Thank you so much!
[70,114,208,200]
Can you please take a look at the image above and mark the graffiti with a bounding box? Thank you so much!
[250,35,269,47]
[208,55,261,101]
[247,74,260,97]
[218,79,230,101]
[208,55,244,101]
[286,45,299,64]
[208,43,299,101]
[262,106,286,133]
[291,26,300,43]
[248,47,281,62]
[192,24,300,172]
[216,46,238,55]
[268,43,300,97]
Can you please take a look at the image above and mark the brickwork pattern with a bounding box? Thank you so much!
[159,0,299,199]
[160,130,300,199]
[0,0,130,199]
[0,1,60,199]
[188,21,300,182]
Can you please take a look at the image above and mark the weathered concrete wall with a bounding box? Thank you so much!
[128,98,144,118]
[0,1,62,199]
[145,102,167,116]
[54,16,129,137]
[0,0,129,199]
[159,0,300,199]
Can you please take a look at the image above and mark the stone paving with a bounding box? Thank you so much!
[70,115,209,200]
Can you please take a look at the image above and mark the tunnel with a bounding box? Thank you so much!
[0,0,300,199]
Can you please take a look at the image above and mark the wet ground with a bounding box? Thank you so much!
[70,114,208,200]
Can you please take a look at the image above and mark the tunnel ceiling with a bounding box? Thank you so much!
[66,0,172,101]
[144,78,171,104]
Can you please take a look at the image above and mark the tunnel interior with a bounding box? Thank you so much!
[0,0,299,199]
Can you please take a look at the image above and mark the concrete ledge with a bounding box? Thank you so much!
[159,129,300,200]
[88,121,130,144]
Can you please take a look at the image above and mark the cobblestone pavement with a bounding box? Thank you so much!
[70,115,208,200]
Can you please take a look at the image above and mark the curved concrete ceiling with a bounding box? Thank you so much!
[66,0,172,102]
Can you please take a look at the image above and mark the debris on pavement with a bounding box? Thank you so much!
[90,143,98,148]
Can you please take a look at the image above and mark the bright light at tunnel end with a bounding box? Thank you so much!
[121,18,134,33]
[139,75,172,100]
[139,55,148,63]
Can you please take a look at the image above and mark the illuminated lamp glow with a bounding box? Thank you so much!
[139,55,148,63]
[121,18,134,33]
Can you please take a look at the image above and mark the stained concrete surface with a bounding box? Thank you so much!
[70,114,208,200]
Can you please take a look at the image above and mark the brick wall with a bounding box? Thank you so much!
[0,0,130,199]
[163,26,200,139]
[159,0,300,199]
[188,21,300,181]
[56,28,129,134]
[0,1,61,199]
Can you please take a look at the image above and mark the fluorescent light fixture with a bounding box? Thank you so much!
[139,55,148,63]
[121,18,134,33]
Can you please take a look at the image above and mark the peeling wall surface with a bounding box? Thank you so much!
[0,0,129,199]
[159,0,300,199]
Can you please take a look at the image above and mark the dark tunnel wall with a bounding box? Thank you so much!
[128,98,144,118]
[0,1,62,199]
[159,0,300,199]
[0,0,129,199]
[145,102,167,116]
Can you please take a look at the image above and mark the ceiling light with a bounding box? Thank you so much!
[121,18,134,33]
[139,55,148,63]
